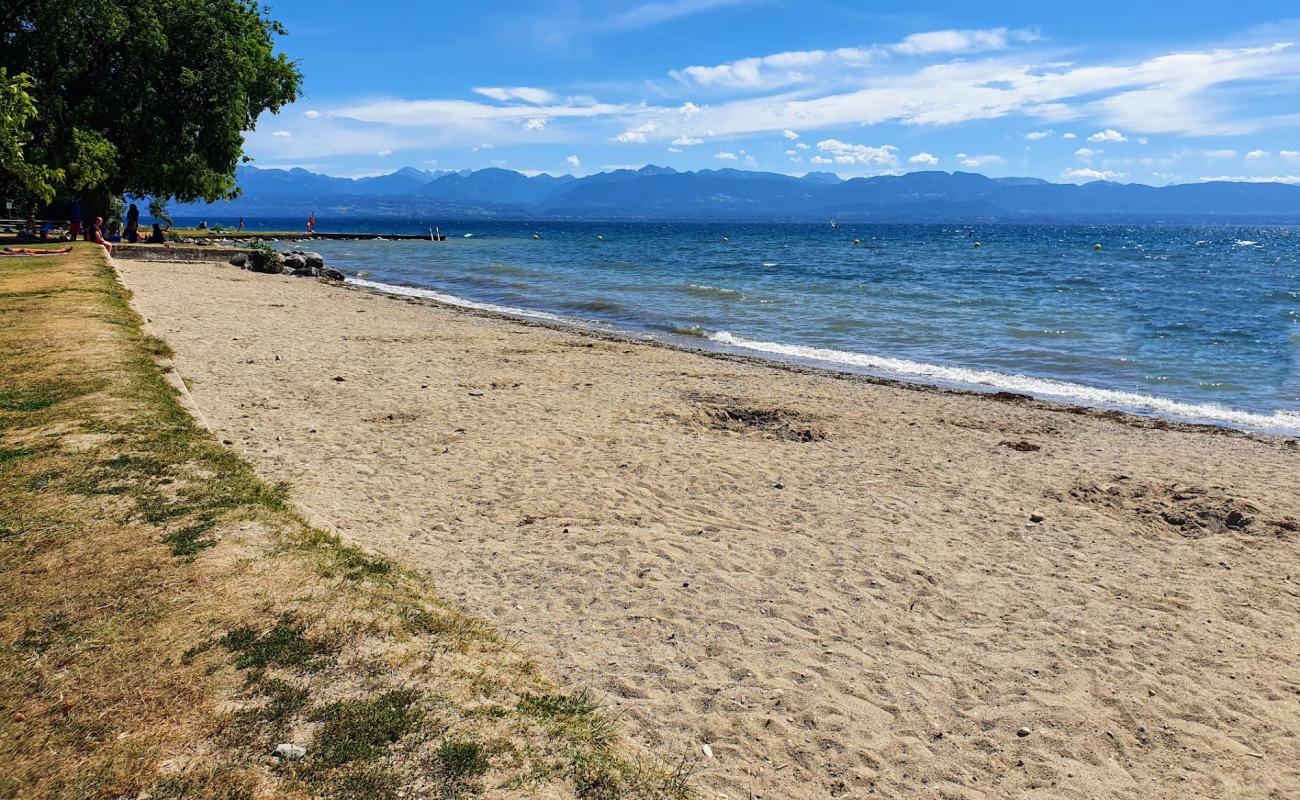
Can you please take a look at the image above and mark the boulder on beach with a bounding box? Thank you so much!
[302,252,325,270]
[282,253,307,271]
[320,268,345,282]
[228,253,248,267]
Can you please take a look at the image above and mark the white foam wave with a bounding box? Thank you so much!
[707,331,1300,433]
[347,277,573,324]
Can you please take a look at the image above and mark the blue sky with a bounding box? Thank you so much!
[245,1,1300,185]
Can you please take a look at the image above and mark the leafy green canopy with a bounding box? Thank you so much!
[1,0,301,207]
[1,68,63,203]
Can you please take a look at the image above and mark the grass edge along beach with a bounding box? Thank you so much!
[0,243,695,799]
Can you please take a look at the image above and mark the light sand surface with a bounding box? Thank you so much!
[117,258,1300,799]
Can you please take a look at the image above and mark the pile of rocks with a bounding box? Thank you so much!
[229,248,344,281]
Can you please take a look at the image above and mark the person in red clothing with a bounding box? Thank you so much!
[89,216,113,254]
[307,213,315,234]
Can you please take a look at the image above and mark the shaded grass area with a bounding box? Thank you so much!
[0,246,695,799]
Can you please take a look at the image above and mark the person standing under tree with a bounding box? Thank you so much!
[125,203,140,242]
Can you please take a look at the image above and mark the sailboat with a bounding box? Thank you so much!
[830,218,839,230]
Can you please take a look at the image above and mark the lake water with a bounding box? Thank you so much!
[180,218,1300,433]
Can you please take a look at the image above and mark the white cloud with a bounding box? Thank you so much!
[669,27,1031,91]
[1063,132,1077,139]
[1202,149,1236,159]
[1283,150,1300,159]
[810,155,833,164]
[1137,137,1149,145]
[302,110,322,119]
[472,143,494,152]
[524,117,548,131]
[565,154,581,167]
[909,152,939,166]
[795,142,809,151]
[667,146,683,153]
[376,149,393,157]
[890,27,1038,57]
[613,121,660,143]
[272,130,292,138]
[783,129,800,140]
[606,0,756,31]
[280,41,1300,161]
[1064,167,1123,181]
[474,86,557,104]
[714,150,738,160]
[957,154,1004,168]
[672,135,704,146]
[1088,129,1127,143]
[1024,130,1053,140]
[1074,146,1099,161]
[1246,149,1268,159]
[1200,174,1300,184]
[817,139,899,165]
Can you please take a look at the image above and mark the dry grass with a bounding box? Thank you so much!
[0,245,695,799]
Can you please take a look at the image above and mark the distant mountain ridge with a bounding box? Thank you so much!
[180,165,1300,222]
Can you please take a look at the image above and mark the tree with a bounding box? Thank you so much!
[0,68,62,204]
[1,0,301,215]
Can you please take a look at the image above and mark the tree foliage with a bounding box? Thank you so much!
[0,68,62,203]
[1,0,301,207]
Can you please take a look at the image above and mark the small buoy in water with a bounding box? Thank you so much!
[722,236,730,243]
[852,239,861,245]
[597,235,604,241]
[533,233,540,240]
[1094,243,1102,251]
[974,241,982,248]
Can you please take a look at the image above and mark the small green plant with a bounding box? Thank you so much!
[311,690,421,767]
[211,614,333,672]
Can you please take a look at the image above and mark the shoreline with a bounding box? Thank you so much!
[342,274,1300,440]
[114,257,1300,798]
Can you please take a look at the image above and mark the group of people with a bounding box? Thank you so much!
[19,201,167,252]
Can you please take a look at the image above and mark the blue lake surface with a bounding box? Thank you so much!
[177,218,1300,432]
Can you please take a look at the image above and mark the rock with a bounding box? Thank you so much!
[273,742,306,760]
[701,743,714,759]
[228,252,248,267]
[247,250,285,274]
[291,266,321,278]
[1225,510,1250,530]
[282,253,307,271]
[1030,514,1045,523]
[1016,727,1032,737]
[320,268,345,282]
[1000,439,1041,452]
[302,251,325,269]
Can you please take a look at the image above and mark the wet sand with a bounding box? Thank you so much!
[117,258,1300,799]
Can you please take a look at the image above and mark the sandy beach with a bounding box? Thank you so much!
[115,257,1300,799]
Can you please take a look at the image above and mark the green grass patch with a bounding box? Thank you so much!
[0,381,88,413]
[210,614,334,673]
[310,689,421,768]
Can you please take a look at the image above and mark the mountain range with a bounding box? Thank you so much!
[178,165,1300,222]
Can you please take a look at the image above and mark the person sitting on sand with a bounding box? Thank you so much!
[146,223,166,244]
[106,219,123,243]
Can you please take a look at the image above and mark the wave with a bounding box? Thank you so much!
[707,331,1300,433]
[671,325,710,338]
[347,277,574,324]
[681,283,745,298]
